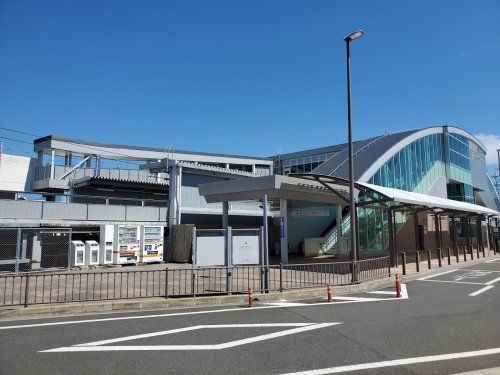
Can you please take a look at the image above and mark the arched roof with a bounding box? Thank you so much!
[311,126,487,183]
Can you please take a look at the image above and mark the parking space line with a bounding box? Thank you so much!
[417,270,458,281]
[419,279,485,285]
[463,270,500,273]
[469,286,495,297]
[0,290,409,331]
[367,291,396,295]
[278,347,500,374]
[485,277,500,285]
[76,323,315,347]
[42,322,341,352]
[401,284,408,299]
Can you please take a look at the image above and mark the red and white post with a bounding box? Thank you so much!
[327,284,333,303]
[248,288,254,308]
[395,274,401,298]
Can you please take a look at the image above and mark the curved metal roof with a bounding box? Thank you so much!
[311,130,417,179]
[311,126,488,182]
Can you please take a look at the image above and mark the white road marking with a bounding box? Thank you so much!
[41,322,340,352]
[367,291,396,295]
[418,279,485,285]
[417,269,458,281]
[323,296,381,302]
[76,323,314,347]
[469,286,495,297]
[0,289,409,331]
[463,270,500,273]
[486,258,500,263]
[485,277,500,285]
[263,302,309,307]
[277,347,500,374]
[400,284,408,299]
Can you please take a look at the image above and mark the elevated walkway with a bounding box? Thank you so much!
[0,192,167,225]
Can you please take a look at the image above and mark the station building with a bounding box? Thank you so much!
[0,125,498,270]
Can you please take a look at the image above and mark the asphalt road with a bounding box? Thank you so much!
[1,258,500,375]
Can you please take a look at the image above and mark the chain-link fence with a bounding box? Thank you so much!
[0,228,72,273]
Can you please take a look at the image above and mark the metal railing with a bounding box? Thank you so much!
[0,256,390,307]
[13,190,166,207]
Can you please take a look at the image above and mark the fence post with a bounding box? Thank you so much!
[463,246,467,262]
[164,268,169,299]
[447,248,451,265]
[191,270,196,296]
[401,252,407,276]
[67,228,72,270]
[279,264,283,292]
[476,245,480,259]
[427,250,432,269]
[438,248,442,267]
[416,251,420,272]
[470,245,474,260]
[455,246,459,263]
[226,227,233,294]
[395,274,401,298]
[482,244,486,258]
[24,274,30,308]
[15,228,21,274]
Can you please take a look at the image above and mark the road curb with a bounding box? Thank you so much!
[0,277,394,321]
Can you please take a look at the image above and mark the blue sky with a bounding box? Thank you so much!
[0,0,499,162]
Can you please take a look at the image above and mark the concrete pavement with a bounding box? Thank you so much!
[1,257,500,374]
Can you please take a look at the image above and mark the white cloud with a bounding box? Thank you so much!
[475,133,500,166]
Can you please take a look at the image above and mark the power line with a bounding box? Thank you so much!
[0,136,33,145]
[0,126,38,138]
[0,125,147,167]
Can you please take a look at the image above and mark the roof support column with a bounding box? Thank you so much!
[486,218,492,253]
[387,208,395,267]
[413,212,420,252]
[94,156,101,177]
[262,195,269,290]
[50,149,55,179]
[279,198,288,265]
[36,151,43,179]
[465,216,471,255]
[450,215,457,254]
[168,164,182,227]
[434,213,441,252]
[336,204,344,255]
[222,202,229,229]
[476,215,483,249]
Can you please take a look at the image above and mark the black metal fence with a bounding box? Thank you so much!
[0,256,390,307]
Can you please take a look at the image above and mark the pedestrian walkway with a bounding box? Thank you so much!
[391,246,498,277]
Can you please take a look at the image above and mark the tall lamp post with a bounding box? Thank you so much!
[344,30,364,282]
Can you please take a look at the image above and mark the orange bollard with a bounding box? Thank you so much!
[395,274,401,298]
[248,288,254,308]
[327,284,333,303]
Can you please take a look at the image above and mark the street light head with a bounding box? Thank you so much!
[344,30,364,42]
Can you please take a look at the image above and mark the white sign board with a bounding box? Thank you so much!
[232,235,260,265]
[290,209,330,217]
[195,236,225,267]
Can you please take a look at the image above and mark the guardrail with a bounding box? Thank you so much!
[0,257,390,307]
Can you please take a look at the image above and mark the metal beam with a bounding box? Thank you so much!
[59,155,92,180]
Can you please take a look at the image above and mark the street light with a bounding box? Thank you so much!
[344,29,364,282]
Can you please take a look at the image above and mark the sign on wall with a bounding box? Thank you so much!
[232,235,260,265]
[195,236,225,267]
[290,209,330,217]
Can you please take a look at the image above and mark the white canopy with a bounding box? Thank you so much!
[359,182,499,216]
